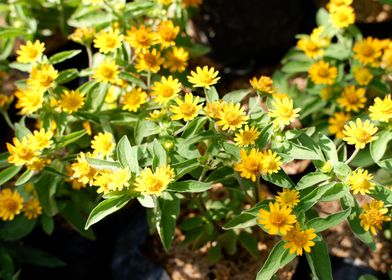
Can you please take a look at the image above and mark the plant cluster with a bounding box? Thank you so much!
[0,0,391,279]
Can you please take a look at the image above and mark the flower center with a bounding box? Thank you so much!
[362,45,374,57]
[4,199,19,212]
[270,212,286,227]
[317,67,329,78]
[356,129,371,143]
[161,85,174,97]
[180,103,196,116]
[149,177,164,192]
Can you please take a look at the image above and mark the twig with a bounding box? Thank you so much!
[2,111,15,131]
[345,148,359,165]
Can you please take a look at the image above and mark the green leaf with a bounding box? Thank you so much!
[307,208,351,232]
[56,68,79,84]
[68,11,114,27]
[116,135,139,173]
[35,174,59,216]
[378,158,392,173]
[134,119,159,144]
[0,27,28,39]
[40,213,54,235]
[0,215,36,240]
[256,240,296,280]
[255,123,273,149]
[172,158,200,180]
[167,180,213,193]
[281,60,312,74]
[157,192,180,251]
[206,86,219,102]
[85,195,132,229]
[61,204,95,240]
[207,245,223,264]
[319,134,338,163]
[85,157,121,170]
[137,194,155,208]
[49,50,82,64]
[15,169,34,186]
[305,239,333,280]
[222,89,250,103]
[118,71,146,89]
[238,231,260,258]
[17,247,65,268]
[223,201,269,229]
[296,172,330,190]
[316,8,329,26]
[358,275,379,280]
[0,244,14,280]
[333,162,351,178]
[300,182,335,211]
[0,165,22,186]
[283,142,321,160]
[370,185,392,205]
[55,129,87,148]
[262,170,294,188]
[124,1,155,18]
[152,139,167,168]
[182,117,208,138]
[0,152,11,169]
[15,120,31,140]
[325,44,351,60]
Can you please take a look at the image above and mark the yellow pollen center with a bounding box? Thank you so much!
[270,212,286,227]
[180,103,196,116]
[356,129,371,143]
[4,199,19,212]
[317,67,329,77]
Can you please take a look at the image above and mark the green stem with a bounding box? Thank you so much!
[86,45,93,81]
[198,165,208,182]
[254,174,261,203]
[173,121,189,136]
[147,71,151,90]
[345,148,359,165]
[2,111,15,131]
[234,173,255,205]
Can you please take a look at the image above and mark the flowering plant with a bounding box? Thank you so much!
[0,0,391,279]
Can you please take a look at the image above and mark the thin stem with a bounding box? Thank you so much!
[174,121,189,136]
[2,111,15,131]
[147,71,151,90]
[198,165,208,182]
[345,148,359,165]
[86,45,93,69]
[254,174,261,203]
[234,173,255,205]
[248,94,261,116]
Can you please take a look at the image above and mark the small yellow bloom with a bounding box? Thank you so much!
[91,132,115,157]
[320,87,332,101]
[23,198,42,220]
[381,48,392,70]
[122,87,148,112]
[93,59,119,84]
[59,90,85,113]
[157,20,180,49]
[320,161,333,173]
[134,165,174,196]
[328,112,351,139]
[147,109,167,121]
[337,85,367,112]
[69,27,95,44]
[0,189,24,221]
[257,202,297,235]
[260,149,282,175]
[216,102,249,131]
[342,118,378,149]
[26,157,51,172]
[347,168,375,195]
[204,101,225,119]
[16,40,45,64]
[83,121,92,136]
[353,67,373,86]
[27,129,53,150]
[71,152,97,186]
[182,0,203,8]
[94,168,131,194]
[283,223,317,255]
[125,25,157,53]
[187,66,220,89]
[268,97,301,128]
[369,95,392,122]
[234,125,261,147]
[276,188,300,208]
[297,38,324,59]
[163,47,189,73]
[234,148,263,182]
[330,5,355,29]
[135,49,164,73]
[0,94,13,110]
[170,93,203,121]
[15,87,44,115]
[353,37,382,67]
[249,76,275,94]
[93,29,123,54]
[359,200,391,235]
[157,0,173,5]
[27,64,58,91]
[7,137,40,166]
[310,26,331,48]
[151,76,182,104]
[308,60,337,85]
[327,0,353,11]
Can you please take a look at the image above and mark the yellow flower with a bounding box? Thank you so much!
[157,0,173,5]
[310,26,331,48]
[347,168,375,195]
[71,152,97,186]
[382,48,392,70]
[328,112,351,139]
[163,47,189,73]
[369,95,392,122]
[337,85,367,112]
[353,37,382,67]
[147,109,167,121]
[69,27,95,44]
[170,93,203,121]
[27,64,58,91]
[122,87,148,112]
[27,129,53,150]
[268,97,301,128]
[257,202,297,235]
[260,149,282,175]
[234,148,263,182]
[135,49,164,73]
[297,38,324,59]
[16,40,45,63]
[327,0,353,11]
[94,168,131,194]
[183,0,203,8]
[157,20,180,49]
[320,87,332,101]
[283,223,317,256]
[134,165,174,196]
[353,67,373,86]
[23,198,42,220]
[93,59,119,84]
[234,125,261,147]
[359,200,391,235]
[187,66,220,89]
[249,76,275,94]
[204,101,225,119]
[276,188,300,208]
[321,161,333,173]
[0,189,24,221]
[308,60,337,85]
[91,132,115,157]
[26,157,51,172]
[7,137,40,166]
[59,90,85,113]
[93,29,123,54]
[151,76,182,104]
[125,25,157,53]
[83,0,103,4]
[216,102,249,131]
[15,87,44,115]
[330,5,355,29]
[83,121,92,136]
[343,118,378,149]
[0,94,13,109]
